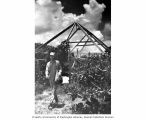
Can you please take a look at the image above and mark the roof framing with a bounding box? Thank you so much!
[36,22,110,54]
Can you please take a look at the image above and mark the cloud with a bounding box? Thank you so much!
[35,0,64,34]
[35,0,107,52]
[82,0,105,30]
[102,23,111,41]
[35,0,105,34]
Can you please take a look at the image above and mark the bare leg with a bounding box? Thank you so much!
[53,83,58,103]
[49,79,53,90]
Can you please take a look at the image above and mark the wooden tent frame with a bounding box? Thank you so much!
[36,22,110,55]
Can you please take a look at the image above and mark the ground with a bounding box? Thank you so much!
[35,85,84,114]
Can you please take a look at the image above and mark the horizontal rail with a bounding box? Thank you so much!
[76,44,95,46]
[69,41,98,43]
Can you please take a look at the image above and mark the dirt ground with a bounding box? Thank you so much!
[35,85,84,114]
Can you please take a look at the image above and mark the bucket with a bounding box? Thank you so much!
[62,76,69,84]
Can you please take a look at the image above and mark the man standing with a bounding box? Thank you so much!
[45,52,62,103]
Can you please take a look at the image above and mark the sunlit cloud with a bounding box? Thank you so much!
[35,0,108,52]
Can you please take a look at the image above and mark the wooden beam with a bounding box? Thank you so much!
[77,44,95,46]
[76,23,104,53]
[67,28,79,40]
[78,23,109,51]
[69,41,97,43]
[70,35,86,52]
[36,23,74,52]
[66,23,75,41]
[79,39,89,53]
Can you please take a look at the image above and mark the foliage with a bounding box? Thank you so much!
[35,41,111,114]
[35,43,55,60]
[55,40,70,75]
[62,54,111,114]
[35,40,70,75]
[35,71,47,95]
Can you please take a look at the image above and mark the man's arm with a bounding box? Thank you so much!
[57,60,62,76]
[45,62,50,79]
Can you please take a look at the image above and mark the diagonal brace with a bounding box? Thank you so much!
[36,23,74,52]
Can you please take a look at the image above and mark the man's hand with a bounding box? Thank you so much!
[46,75,50,79]
[55,73,59,81]
[55,72,62,82]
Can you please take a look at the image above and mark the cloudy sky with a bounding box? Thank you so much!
[35,0,111,53]
[53,0,110,22]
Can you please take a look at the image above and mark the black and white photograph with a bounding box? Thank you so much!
[35,0,111,114]
[1,0,146,119]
